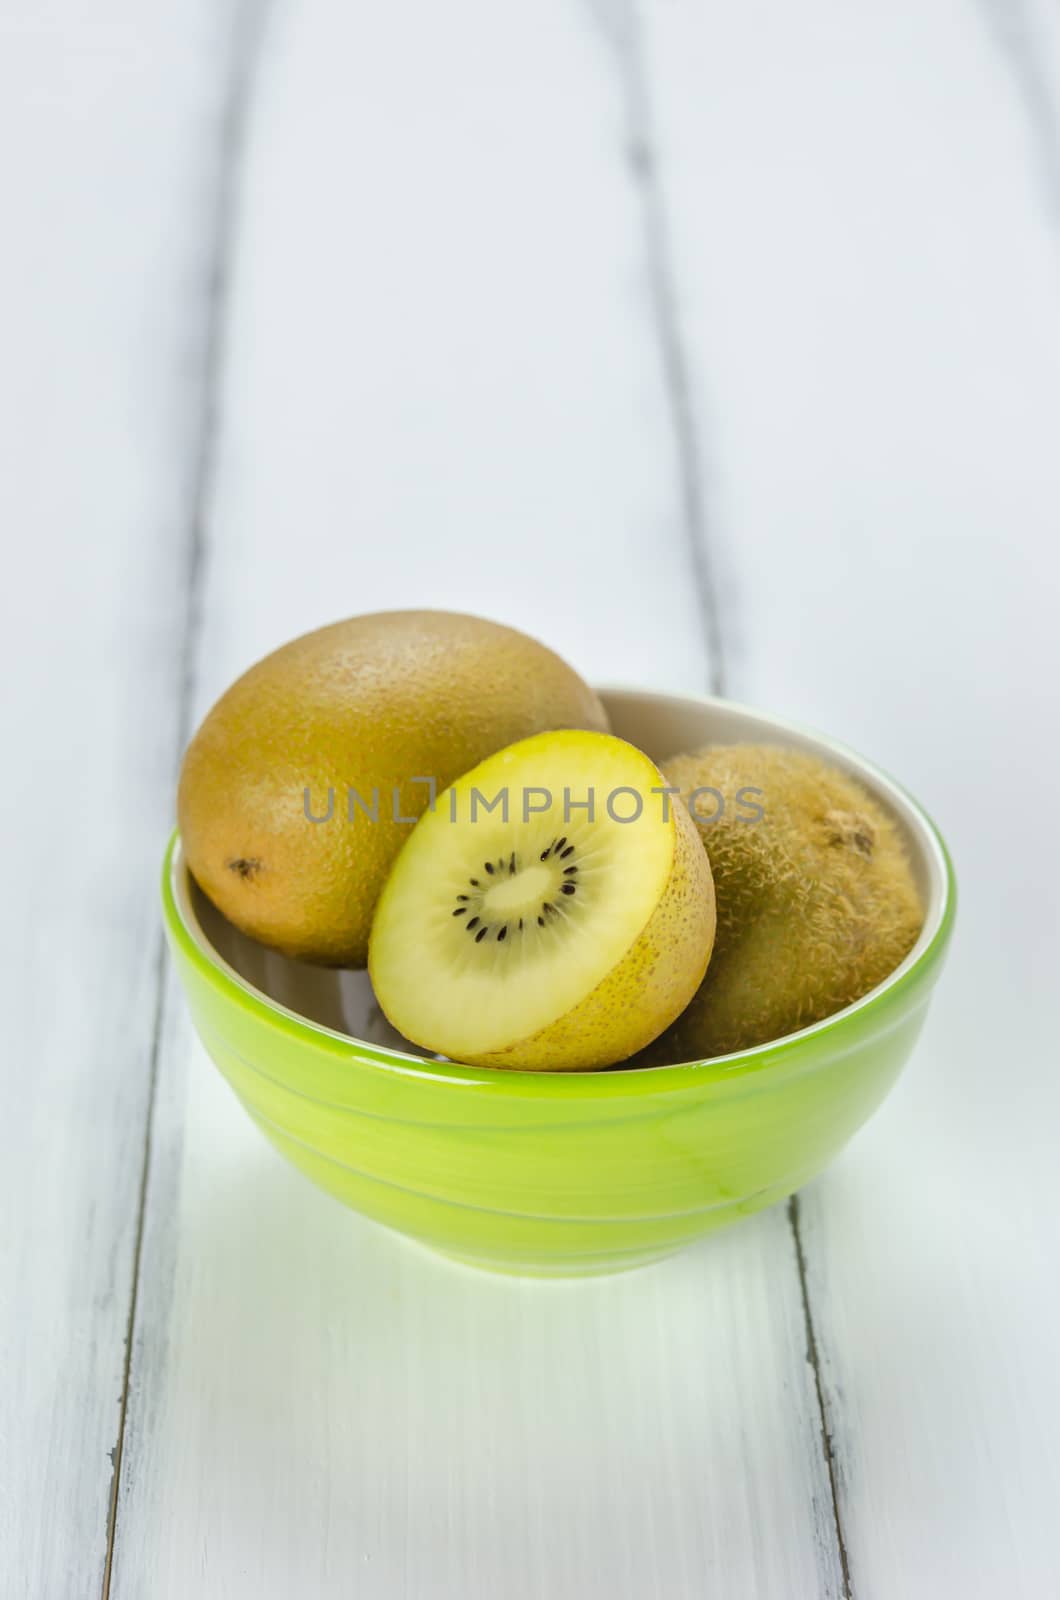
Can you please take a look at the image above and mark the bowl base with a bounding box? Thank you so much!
[428,1244,683,1279]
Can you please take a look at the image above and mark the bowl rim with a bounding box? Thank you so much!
[162,685,956,1092]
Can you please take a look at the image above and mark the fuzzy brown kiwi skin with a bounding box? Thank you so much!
[636,743,925,1063]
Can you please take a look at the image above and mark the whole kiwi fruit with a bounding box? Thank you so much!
[177,611,609,966]
[642,742,924,1060]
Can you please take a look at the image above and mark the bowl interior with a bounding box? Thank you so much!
[173,687,950,1064]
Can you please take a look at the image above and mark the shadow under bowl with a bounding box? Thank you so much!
[161,688,955,1277]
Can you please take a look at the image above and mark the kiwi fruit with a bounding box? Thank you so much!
[178,612,609,966]
[368,729,716,1070]
[640,742,924,1061]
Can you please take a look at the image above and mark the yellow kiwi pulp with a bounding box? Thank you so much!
[642,743,924,1061]
[177,612,609,967]
[368,730,716,1070]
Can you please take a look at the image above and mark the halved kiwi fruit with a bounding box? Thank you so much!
[637,742,925,1062]
[368,730,716,1071]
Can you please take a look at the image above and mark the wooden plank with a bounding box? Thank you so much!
[638,0,1060,1592]
[0,5,232,1595]
[109,1,847,1594]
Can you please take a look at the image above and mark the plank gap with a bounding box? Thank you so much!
[101,2,277,1593]
[615,0,727,697]
[178,0,279,734]
[971,0,1060,224]
[789,1195,854,1600]
[100,940,167,1598]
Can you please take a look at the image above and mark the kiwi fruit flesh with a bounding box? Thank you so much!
[368,729,716,1071]
[178,612,609,967]
[640,743,924,1062]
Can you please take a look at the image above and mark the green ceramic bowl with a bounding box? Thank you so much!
[162,688,955,1277]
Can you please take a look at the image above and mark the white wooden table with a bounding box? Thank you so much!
[4,3,1059,1595]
